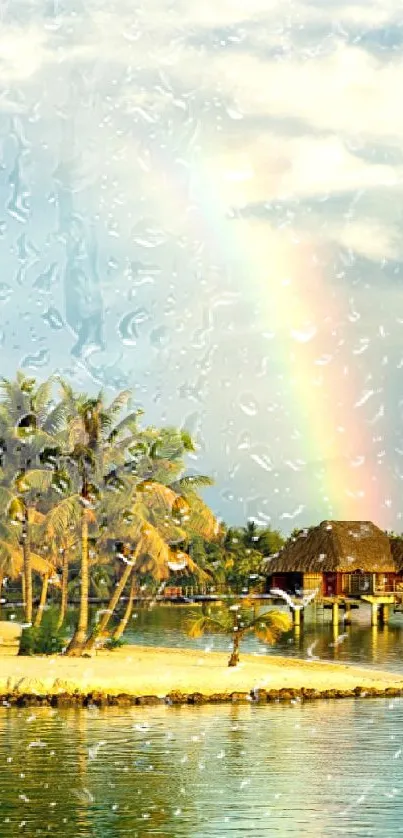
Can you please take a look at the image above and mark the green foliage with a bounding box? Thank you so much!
[188,522,285,589]
[19,609,67,656]
[0,372,290,656]
[104,636,126,650]
[186,598,292,666]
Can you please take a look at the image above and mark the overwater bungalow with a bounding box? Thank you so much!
[265,520,402,600]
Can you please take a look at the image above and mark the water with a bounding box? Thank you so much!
[118,603,403,674]
[3,605,403,834]
[1,701,403,836]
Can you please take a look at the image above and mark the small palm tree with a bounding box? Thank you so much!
[187,599,292,667]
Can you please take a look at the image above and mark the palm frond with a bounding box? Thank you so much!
[178,491,218,540]
[43,400,68,434]
[23,469,54,493]
[174,475,214,490]
[250,610,292,640]
[106,390,132,418]
[177,551,210,581]
[0,486,15,509]
[33,378,54,425]
[40,494,82,540]
[107,412,141,443]
[186,613,230,638]
[0,540,24,578]
[137,481,178,513]
[30,552,60,580]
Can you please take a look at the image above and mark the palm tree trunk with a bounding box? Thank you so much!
[228,631,241,667]
[112,573,137,640]
[22,505,33,624]
[34,572,49,627]
[83,562,134,652]
[66,507,89,655]
[57,550,69,629]
[0,571,3,620]
[21,572,26,611]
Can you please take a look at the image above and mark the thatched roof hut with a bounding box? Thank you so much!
[265,520,395,574]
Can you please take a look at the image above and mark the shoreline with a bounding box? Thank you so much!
[1,645,403,706]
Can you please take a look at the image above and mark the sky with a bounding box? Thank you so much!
[0,0,402,534]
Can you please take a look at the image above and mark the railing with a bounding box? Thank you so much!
[182,583,265,599]
[345,575,398,597]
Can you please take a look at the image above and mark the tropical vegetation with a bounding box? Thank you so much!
[0,373,287,656]
[0,373,215,654]
[187,599,292,666]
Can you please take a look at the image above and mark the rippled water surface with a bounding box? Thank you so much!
[1,701,403,836]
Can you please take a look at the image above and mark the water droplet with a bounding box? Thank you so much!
[132,225,167,248]
[33,263,58,293]
[0,284,12,302]
[226,106,244,120]
[290,325,317,343]
[250,449,273,472]
[150,326,169,347]
[239,394,258,416]
[21,349,50,369]
[42,307,64,330]
[118,309,148,345]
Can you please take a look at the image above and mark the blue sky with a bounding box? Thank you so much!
[0,0,402,533]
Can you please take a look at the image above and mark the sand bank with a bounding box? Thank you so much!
[0,645,403,705]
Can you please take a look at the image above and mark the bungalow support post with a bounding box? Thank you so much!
[291,607,302,628]
[332,602,339,626]
[379,604,389,625]
[371,602,379,626]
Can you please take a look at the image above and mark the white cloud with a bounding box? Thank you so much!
[326,219,400,261]
[0,0,400,531]
[0,27,48,80]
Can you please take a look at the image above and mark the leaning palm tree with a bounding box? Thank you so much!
[84,499,209,651]
[87,455,215,647]
[187,600,292,667]
[58,383,143,655]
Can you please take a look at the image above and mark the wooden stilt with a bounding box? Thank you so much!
[332,602,339,625]
[344,605,352,625]
[371,602,378,626]
[379,604,389,625]
[332,620,339,641]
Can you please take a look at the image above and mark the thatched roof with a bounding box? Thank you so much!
[389,538,403,573]
[266,521,395,574]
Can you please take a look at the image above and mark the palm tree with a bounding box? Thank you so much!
[57,530,79,628]
[83,497,209,651]
[112,572,137,641]
[59,384,143,655]
[86,433,217,646]
[0,374,66,622]
[0,521,59,620]
[187,599,291,667]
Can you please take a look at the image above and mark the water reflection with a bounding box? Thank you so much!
[1,702,403,836]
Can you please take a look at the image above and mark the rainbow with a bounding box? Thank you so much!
[145,145,391,529]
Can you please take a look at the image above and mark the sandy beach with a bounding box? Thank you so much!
[0,645,403,702]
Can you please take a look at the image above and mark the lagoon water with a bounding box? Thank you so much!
[1,701,403,836]
[121,603,403,674]
[3,604,403,835]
